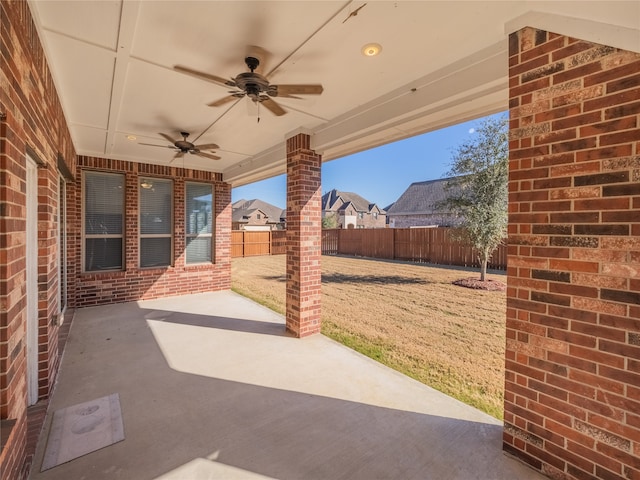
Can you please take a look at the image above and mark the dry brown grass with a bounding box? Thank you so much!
[231,254,507,419]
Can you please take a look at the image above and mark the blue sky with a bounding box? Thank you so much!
[232,111,506,210]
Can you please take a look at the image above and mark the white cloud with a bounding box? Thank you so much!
[468,128,475,134]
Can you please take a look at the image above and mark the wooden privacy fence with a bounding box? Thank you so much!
[231,230,286,257]
[233,228,507,270]
[322,228,507,270]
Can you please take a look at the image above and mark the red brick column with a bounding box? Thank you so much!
[286,133,322,337]
[505,27,640,479]
[214,180,232,288]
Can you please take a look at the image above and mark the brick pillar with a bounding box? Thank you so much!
[286,133,322,337]
[505,27,640,479]
[215,180,232,289]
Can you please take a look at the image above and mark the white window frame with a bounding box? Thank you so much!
[185,182,214,264]
[82,170,125,272]
[139,177,174,268]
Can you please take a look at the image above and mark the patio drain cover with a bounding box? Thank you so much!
[41,393,124,471]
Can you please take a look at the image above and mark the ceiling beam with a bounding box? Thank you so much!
[104,1,141,155]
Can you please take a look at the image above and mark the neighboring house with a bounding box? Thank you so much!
[321,189,386,229]
[232,199,286,231]
[386,177,461,228]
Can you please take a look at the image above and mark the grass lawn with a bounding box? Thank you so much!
[231,254,507,419]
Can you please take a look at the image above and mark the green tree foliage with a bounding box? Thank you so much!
[322,213,338,229]
[440,116,508,281]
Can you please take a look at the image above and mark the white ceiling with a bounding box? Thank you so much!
[28,1,640,187]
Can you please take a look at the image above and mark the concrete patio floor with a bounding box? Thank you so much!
[29,291,544,480]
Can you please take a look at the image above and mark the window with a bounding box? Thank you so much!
[140,177,173,268]
[185,182,213,264]
[358,212,364,219]
[373,212,378,219]
[84,171,124,271]
[257,213,261,220]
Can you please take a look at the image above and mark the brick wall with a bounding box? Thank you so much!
[0,1,76,478]
[357,212,386,229]
[505,27,640,479]
[69,157,231,308]
[286,133,322,337]
[1,2,233,476]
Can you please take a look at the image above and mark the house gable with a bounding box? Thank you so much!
[232,199,285,229]
[321,189,387,229]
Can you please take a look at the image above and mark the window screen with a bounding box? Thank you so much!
[84,171,124,271]
[185,182,213,263]
[140,178,173,267]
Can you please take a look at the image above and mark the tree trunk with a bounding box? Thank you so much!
[479,249,488,281]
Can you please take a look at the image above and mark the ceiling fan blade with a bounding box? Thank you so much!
[193,143,220,151]
[174,65,236,88]
[193,151,221,161]
[158,132,177,144]
[139,142,173,148]
[261,97,287,116]
[273,93,302,100]
[169,151,185,164]
[272,84,323,96]
[208,95,238,107]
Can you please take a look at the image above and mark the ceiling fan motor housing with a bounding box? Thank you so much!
[235,72,270,101]
[173,131,194,151]
[235,72,269,94]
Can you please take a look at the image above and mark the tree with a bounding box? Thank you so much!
[439,115,508,281]
[322,212,338,229]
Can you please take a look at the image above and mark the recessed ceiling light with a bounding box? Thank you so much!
[361,43,382,57]
[126,134,137,141]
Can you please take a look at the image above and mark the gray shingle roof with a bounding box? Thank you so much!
[386,177,457,215]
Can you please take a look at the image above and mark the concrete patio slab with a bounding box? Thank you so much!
[30,291,544,480]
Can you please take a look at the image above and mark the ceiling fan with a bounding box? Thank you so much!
[139,132,221,161]
[174,55,323,116]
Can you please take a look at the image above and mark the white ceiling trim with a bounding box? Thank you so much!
[105,0,141,155]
